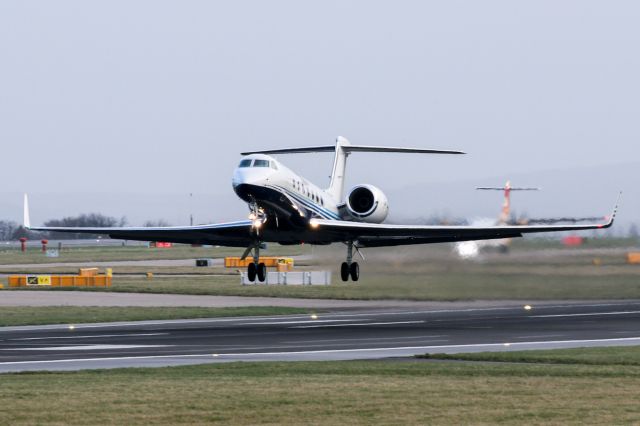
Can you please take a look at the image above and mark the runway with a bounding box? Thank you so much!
[1,301,640,373]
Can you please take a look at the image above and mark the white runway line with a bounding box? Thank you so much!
[531,311,640,318]
[9,333,169,341]
[5,344,172,351]
[283,335,447,344]
[291,320,426,329]
[240,319,365,326]
[515,334,566,339]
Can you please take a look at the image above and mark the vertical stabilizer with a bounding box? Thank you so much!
[23,194,31,229]
[499,181,512,225]
[326,136,350,202]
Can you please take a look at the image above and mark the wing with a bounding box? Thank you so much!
[27,221,255,247]
[309,200,618,248]
[24,194,253,247]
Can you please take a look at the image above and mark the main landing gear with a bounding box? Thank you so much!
[247,261,267,282]
[340,241,360,282]
[243,240,267,283]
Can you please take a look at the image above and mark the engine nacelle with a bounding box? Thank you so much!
[345,184,389,223]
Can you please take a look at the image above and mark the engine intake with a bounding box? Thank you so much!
[345,184,389,223]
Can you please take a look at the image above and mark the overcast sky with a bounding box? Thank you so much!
[0,1,637,226]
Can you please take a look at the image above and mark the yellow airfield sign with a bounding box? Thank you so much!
[26,276,52,286]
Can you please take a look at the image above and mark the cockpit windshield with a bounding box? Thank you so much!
[239,159,252,168]
[253,159,269,167]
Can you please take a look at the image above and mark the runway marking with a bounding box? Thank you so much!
[282,335,447,344]
[531,311,640,318]
[215,336,640,357]
[516,334,565,339]
[290,320,425,329]
[9,333,169,341]
[5,344,172,351]
[2,336,640,367]
[239,319,365,326]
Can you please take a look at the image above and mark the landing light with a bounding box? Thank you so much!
[310,314,318,320]
[253,220,263,229]
[310,220,320,229]
[68,325,75,331]
[524,305,532,311]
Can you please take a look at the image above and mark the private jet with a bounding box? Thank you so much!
[24,137,618,282]
[455,182,608,258]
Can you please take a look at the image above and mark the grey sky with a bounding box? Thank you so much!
[0,1,637,227]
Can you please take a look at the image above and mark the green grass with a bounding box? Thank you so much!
[510,236,639,250]
[420,346,640,366]
[2,347,640,424]
[22,257,638,301]
[0,306,309,327]
[3,243,640,301]
[0,244,308,265]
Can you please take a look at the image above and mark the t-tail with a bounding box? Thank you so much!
[476,182,540,225]
[241,136,465,203]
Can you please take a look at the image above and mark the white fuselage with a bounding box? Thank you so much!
[232,154,342,221]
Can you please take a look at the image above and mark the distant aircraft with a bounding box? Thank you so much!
[24,137,618,282]
[455,181,608,258]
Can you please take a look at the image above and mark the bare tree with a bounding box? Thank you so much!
[42,213,128,239]
[143,219,171,227]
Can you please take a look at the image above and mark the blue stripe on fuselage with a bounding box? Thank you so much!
[268,184,340,220]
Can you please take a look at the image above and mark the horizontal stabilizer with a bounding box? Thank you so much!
[242,145,465,156]
[476,187,540,191]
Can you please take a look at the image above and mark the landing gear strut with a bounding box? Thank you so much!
[341,241,360,282]
[243,201,268,283]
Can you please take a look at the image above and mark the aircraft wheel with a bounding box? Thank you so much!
[340,262,350,282]
[349,262,360,282]
[257,262,267,282]
[247,262,257,282]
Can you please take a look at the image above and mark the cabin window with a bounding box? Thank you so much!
[239,159,252,168]
[253,159,269,167]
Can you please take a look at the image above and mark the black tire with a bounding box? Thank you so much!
[257,262,267,282]
[247,262,257,282]
[340,262,350,282]
[350,262,360,282]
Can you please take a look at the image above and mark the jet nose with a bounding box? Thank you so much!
[232,167,272,189]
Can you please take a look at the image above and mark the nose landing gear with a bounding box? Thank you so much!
[340,241,360,282]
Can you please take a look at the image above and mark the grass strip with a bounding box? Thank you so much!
[419,345,640,366]
[2,354,640,424]
[0,306,309,327]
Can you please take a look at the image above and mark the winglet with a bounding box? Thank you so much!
[600,191,622,229]
[23,194,31,229]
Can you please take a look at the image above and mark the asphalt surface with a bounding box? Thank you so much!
[1,300,640,372]
[0,291,609,309]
